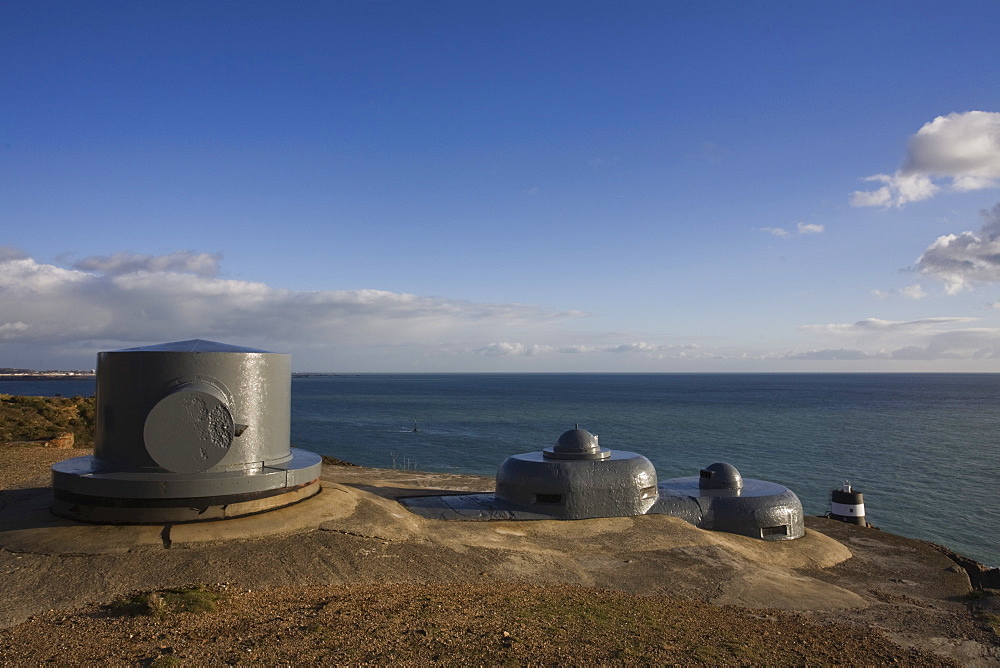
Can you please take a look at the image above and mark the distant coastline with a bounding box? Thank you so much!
[0,374,95,381]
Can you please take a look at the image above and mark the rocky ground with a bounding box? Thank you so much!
[0,581,962,666]
[1,444,998,666]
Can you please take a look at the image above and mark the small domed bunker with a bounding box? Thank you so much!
[51,339,322,524]
[653,462,804,540]
[494,426,659,519]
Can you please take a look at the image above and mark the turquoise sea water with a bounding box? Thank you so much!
[3,373,997,567]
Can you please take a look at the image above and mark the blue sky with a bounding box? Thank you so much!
[4,1,1000,371]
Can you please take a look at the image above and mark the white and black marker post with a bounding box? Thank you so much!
[829,480,866,526]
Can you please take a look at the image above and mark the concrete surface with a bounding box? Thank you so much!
[0,464,995,664]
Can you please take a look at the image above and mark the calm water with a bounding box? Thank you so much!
[3,373,997,567]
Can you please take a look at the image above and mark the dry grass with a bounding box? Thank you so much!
[104,586,223,618]
[0,394,95,447]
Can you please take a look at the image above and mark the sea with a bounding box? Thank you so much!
[3,373,997,568]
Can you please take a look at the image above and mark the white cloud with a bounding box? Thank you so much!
[899,284,927,300]
[758,222,824,237]
[0,248,727,369]
[872,284,927,300]
[790,348,881,361]
[796,222,824,235]
[915,202,1000,293]
[472,341,704,359]
[8,247,1000,371]
[851,111,1000,207]
[0,250,584,355]
[0,321,29,339]
[886,328,1000,360]
[474,342,552,357]
[850,172,939,207]
[759,227,790,237]
[791,335,1000,361]
[802,317,978,335]
[795,316,1000,361]
[567,342,700,355]
[905,111,1000,181]
[72,251,223,277]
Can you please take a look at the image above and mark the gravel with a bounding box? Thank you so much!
[0,582,955,666]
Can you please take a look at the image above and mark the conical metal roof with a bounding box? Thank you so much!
[114,339,275,353]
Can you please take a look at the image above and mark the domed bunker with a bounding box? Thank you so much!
[652,462,805,540]
[51,340,322,523]
[494,426,660,519]
[402,427,804,540]
[403,426,658,520]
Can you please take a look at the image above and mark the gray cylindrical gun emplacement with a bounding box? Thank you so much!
[51,339,321,523]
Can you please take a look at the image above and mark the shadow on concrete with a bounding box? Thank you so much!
[0,486,57,520]
[0,485,52,513]
[0,487,102,544]
[340,483,476,501]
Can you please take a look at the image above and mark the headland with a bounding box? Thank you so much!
[0,441,998,665]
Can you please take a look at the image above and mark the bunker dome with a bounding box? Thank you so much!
[51,339,322,523]
[494,426,659,519]
[653,462,805,540]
